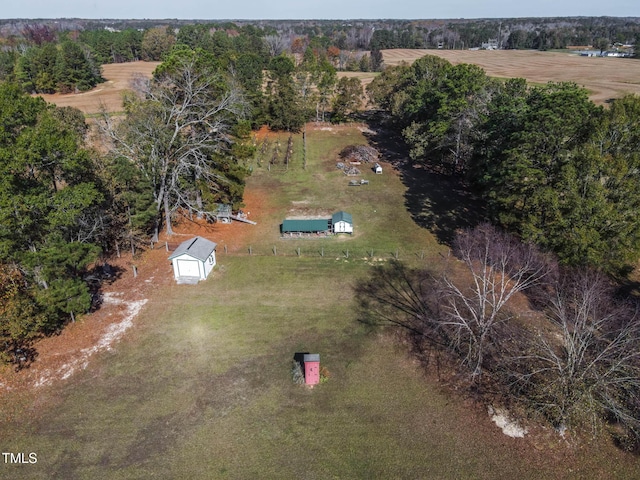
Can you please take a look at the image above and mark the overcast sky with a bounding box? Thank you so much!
[1,0,638,20]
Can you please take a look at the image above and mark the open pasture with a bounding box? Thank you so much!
[1,124,640,479]
[14,47,640,477]
[382,48,640,104]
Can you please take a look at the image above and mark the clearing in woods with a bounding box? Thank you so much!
[2,56,639,478]
[1,124,639,479]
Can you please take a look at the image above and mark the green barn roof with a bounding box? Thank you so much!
[282,219,330,233]
[332,211,352,224]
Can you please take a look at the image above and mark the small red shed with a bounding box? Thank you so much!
[303,354,320,385]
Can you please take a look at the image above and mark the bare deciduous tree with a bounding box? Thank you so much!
[99,55,246,241]
[511,269,640,441]
[441,223,553,380]
[264,34,290,57]
[354,223,640,449]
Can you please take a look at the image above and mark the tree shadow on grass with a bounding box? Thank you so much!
[400,164,486,245]
[363,119,486,245]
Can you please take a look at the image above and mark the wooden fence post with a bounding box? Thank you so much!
[303,126,307,170]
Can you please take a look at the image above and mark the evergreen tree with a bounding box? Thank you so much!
[332,77,363,123]
[0,82,105,339]
[265,54,306,131]
[55,41,102,93]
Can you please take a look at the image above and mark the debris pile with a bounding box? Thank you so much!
[339,145,379,164]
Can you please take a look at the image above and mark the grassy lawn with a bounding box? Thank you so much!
[245,125,440,259]
[0,257,571,479]
[1,124,639,479]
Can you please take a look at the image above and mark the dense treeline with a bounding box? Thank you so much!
[6,38,103,94]
[367,17,640,51]
[0,84,104,362]
[2,17,637,56]
[363,58,640,448]
[0,20,372,100]
[78,28,143,63]
[367,55,640,272]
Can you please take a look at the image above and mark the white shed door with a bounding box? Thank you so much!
[177,259,200,277]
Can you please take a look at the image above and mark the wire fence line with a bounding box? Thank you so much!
[152,240,440,265]
[218,244,431,261]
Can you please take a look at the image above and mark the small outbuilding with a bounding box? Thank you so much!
[332,211,353,234]
[168,236,217,283]
[281,219,330,235]
[303,354,320,385]
[374,163,382,174]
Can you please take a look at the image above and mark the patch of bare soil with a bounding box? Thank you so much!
[0,188,264,396]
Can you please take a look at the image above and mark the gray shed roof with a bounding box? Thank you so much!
[332,211,352,225]
[168,236,217,262]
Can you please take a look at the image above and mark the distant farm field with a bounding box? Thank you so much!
[38,61,160,114]
[382,49,640,104]
[38,51,640,115]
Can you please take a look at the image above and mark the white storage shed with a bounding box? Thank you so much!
[169,236,217,283]
[332,211,353,234]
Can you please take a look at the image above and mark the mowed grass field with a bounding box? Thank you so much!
[2,125,640,479]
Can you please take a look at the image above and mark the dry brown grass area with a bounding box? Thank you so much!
[37,61,160,114]
[382,49,640,104]
[37,52,640,114]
